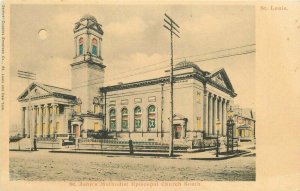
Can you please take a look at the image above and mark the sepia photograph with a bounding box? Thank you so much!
[7,4,257,182]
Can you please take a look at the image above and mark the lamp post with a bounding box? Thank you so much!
[226,107,235,154]
[216,119,221,157]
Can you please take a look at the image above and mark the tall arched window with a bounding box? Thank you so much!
[148,105,156,129]
[134,106,142,131]
[121,108,128,130]
[109,109,116,131]
[92,38,98,56]
[93,97,100,113]
[79,37,84,55]
[76,98,82,113]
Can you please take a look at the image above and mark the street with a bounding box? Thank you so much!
[10,149,255,181]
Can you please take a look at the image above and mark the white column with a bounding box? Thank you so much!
[38,105,42,137]
[213,95,217,135]
[208,94,213,135]
[218,97,222,134]
[52,103,58,137]
[25,107,29,137]
[21,107,25,137]
[205,92,209,135]
[202,89,208,135]
[31,106,36,137]
[225,101,229,136]
[222,99,226,136]
[45,104,50,137]
[62,105,65,134]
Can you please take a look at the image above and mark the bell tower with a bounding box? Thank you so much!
[71,14,105,114]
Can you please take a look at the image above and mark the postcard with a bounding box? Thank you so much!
[1,1,299,191]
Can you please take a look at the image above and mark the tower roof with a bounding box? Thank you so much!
[74,14,103,35]
[80,14,98,22]
[174,60,202,71]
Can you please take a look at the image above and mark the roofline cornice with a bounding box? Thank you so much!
[18,94,76,102]
[100,71,235,96]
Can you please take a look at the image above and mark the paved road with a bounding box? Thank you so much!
[9,149,255,181]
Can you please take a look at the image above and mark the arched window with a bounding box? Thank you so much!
[148,105,156,129]
[134,106,142,131]
[93,97,100,113]
[92,38,98,56]
[94,105,100,113]
[121,108,128,130]
[76,98,82,113]
[79,37,84,55]
[109,109,116,131]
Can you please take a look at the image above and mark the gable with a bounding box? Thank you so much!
[211,73,227,88]
[18,83,52,101]
[208,68,235,93]
[28,86,50,99]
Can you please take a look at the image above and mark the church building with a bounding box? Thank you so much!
[18,15,237,144]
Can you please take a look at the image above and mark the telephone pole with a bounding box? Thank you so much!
[18,70,36,150]
[163,13,180,157]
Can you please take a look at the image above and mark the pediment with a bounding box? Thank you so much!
[209,68,235,93]
[211,73,227,88]
[29,86,51,99]
[18,83,52,101]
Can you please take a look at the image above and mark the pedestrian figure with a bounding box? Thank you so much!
[33,136,37,151]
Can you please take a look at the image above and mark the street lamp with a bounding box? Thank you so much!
[226,107,235,153]
[216,119,221,157]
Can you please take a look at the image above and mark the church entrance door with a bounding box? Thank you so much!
[74,125,80,138]
[174,124,182,139]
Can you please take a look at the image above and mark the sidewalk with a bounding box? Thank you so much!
[48,146,251,160]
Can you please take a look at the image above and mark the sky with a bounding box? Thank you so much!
[9,4,255,131]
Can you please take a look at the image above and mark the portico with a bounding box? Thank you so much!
[18,82,76,138]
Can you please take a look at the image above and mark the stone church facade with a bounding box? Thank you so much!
[18,15,237,143]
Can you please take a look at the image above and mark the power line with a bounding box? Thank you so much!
[72,49,255,90]
[192,49,255,63]
[78,43,255,85]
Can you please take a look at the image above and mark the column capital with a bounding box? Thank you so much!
[51,103,58,107]
[43,104,51,108]
[212,94,218,100]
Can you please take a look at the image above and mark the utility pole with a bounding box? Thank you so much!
[163,13,180,157]
[18,70,36,151]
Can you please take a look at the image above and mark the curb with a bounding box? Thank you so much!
[48,150,251,160]
[185,151,251,160]
[49,150,181,158]
[9,149,39,152]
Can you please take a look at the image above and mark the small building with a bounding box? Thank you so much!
[232,106,256,141]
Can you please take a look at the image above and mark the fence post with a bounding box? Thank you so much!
[129,140,134,155]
